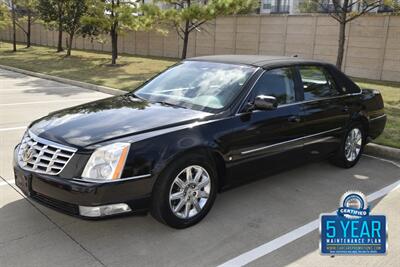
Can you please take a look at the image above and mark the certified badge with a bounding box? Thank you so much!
[320,191,387,255]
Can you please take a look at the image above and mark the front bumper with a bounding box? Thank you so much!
[13,146,153,218]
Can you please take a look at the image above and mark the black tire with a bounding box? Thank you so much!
[332,122,365,168]
[150,152,218,229]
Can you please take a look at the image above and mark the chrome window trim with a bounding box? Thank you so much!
[235,68,264,114]
[72,174,152,184]
[369,114,386,121]
[241,127,342,155]
[278,92,362,108]
[235,67,362,115]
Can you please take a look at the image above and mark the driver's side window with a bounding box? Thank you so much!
[251,68,296,105]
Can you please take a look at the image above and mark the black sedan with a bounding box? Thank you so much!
[13,55,386,228]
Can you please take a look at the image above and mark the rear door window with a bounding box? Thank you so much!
[299,66,340,101]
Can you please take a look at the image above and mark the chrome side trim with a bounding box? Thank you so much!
[369,114,386,121]
[303,136,336,146]
[73,174,152,184]
[241,127,342,155]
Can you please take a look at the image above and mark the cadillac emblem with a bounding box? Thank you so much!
[21,146,34,163]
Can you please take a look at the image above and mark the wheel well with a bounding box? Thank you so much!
[210,151,227,191]
[350,116,369,143]
[354,116,369,138]
[157,147,227,192]
[188,148,227,191]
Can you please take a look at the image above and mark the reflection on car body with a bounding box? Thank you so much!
[13,55,386,228]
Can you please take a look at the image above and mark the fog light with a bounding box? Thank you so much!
[79,203,132,217]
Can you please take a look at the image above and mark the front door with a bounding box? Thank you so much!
[223,67,305,184]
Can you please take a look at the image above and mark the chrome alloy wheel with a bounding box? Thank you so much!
[169,165,211,219]
[345,128,362,162]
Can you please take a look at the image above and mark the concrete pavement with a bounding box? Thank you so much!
[0,68,399,267]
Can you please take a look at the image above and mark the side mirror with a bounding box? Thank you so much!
[253,95,278,111]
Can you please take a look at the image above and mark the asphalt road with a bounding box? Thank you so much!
[0,68,399,267]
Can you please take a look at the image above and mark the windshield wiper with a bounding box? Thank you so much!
[130,93,146,101]
[155,101,187,109]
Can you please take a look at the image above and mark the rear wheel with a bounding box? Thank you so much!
[333,123,365,168]
[151,153,217,228]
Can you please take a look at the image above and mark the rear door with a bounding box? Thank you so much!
[296,65,349,155]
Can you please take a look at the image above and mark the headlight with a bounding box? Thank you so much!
[82,143,130,181]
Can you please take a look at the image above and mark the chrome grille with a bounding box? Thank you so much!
[18,131,77,175]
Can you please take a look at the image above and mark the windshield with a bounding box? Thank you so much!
[134,61,256,113]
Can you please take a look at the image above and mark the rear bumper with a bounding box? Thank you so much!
[13,146,153,218]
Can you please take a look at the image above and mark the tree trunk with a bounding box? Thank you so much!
[66,33,74,56]
[336,21,346,70]
[12,2,16,52]
[26,13,31,48]
[111,28,118,65]
[181,20,190,60]
[57,21,63,52]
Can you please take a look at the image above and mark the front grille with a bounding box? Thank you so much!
[32,192,79,215]
[18,131,77,175]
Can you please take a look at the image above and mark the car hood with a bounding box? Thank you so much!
[29,95,212,148]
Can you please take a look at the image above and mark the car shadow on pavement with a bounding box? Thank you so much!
[0,156,399,267]
[0,70,103,97]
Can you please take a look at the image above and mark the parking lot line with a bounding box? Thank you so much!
[218,155,400,267]
[0,87,78,91]
[0,126,26,132]
[0,179,15,186]
[0,98,96,107]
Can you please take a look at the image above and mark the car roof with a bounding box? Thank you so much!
[187,55,326,68]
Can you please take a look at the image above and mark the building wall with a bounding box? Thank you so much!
[1,14,400,82]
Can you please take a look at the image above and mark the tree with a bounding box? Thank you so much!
[11,0,17,51]
[0,2,11,30]
[82,0,130,65]
[38,0,67,52]
[38,0,91,56]
[13,0,39,48]
[298,0,319,12]
[63,0,88,56]
[17,0,39,47]
[387,0,400,12]
[108,0,124,65]
[1,0,20,51]
[154,0,258,59]
[84,0,156,65]
[0,1,10,48]
[310,0,382,70]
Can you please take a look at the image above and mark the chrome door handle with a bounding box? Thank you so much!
[288,116,301,123]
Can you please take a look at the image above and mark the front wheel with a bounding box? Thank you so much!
[151,154,217,229]
[333,123,365,168]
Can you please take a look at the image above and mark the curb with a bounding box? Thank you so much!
[0,64,126,96]
[365,143,400,161]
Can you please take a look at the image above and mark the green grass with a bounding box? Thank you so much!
[0,42,399,148]
[0,42,177,91]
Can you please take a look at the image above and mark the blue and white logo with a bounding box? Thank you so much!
[338,191,369,219]
[320,191,387,255]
